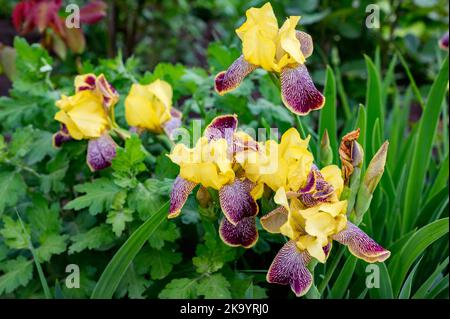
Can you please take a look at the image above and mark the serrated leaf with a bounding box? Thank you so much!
[26,194,61,235]
[197,274,231,299]
[148,221,180,250]
[35,233,68,262]
[106,208,134,237]
[112,135,147,188]
[128,179,171,220]
[0,256,33,295]
[0,216,30,249]
[158,278,198,299]
[0,171,27,214]
[147,248,182,280]
[69,225,116,254]
[64,178,120,215]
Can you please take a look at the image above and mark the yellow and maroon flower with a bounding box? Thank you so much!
[168,114,261,248]
[214,2,324,116]
[53,73,119,171]
[261,164,390,296]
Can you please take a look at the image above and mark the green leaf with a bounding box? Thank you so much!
[0,171,27,215]
[91,201,169,299]
[64,178,120,215]
[0,256,33,295]
[329,255,357,298]
[13,37,52,82]
[0,215,30,249]
[355,105,367,152]
[146,248,182,280]
[35,233,68,262]
[244,281,268,299]
[197,274,232,299]
[116,265,149,299]
[207,42,240,72]
[112,135,147,188]
[106,208,134,237]
[369,262,393,299]
[364,55,384,159]
[26,194,61,235]
[147,221,180,250]
[413,257,449,299]
[319,66,338,156]
[389,217,449,296]
[403,56,449,232]
[69,225,116,254]
[398,258,422,299]
[158,278,198,299]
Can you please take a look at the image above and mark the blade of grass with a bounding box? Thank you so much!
[397,51,425,109]
[369,262,393,299]
[91,201,169,299]
[389,217,449,296]
[402,56,449,233]
[413,257,449,298]
[398,257,422,299]
[329,255,357,299]
[319,66,338,157]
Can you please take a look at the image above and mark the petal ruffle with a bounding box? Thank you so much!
[296,31,314,59]
[219,216,258,248]
[260,206,288,233]
[219,178,259,225]
[266,241,313,297]
[280,63,325,115]
[204,114,238,142]
[332,222,391,263]
[86,133,117,171]
[214,55,257,95]
[169,175,197,219]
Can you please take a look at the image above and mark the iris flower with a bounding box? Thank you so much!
[168,114,263,248]
[53,73,119,171]
[214,2,324,115]
[125,79,182,138]
[261,165,390,296]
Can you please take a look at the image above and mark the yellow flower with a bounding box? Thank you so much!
[125,79,173,133]
[54,90,109,140]
[236,128,313,193]
[236,3,304,72]
[275,165,348,262]
[168,137,235,190]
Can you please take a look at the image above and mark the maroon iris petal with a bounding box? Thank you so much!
[204,114,238,142]
[86,134,117,171]
[219,178,258,225]
[214,55,257,95]
[169,176,197,218]
[219,216,258,248]
[267,241,313,297]
[280,64,325,116]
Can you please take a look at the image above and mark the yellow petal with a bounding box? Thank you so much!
[274,187,289,210]
[277,16,305,66]
[296,235,326,263]
[321,165,344,197]
[54,110,84,140]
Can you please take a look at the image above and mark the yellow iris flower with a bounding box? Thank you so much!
[236,128,313,193]
[236,2,304,72]
[54,90,109,140]
[276,165,348,263]
[168,137,235,190]
[125,79,173,133]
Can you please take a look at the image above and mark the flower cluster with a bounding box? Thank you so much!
[167,115,390,297]
[215,2,324,115]
[53,74,181,171]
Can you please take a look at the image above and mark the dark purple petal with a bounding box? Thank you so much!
[323,242,332,260]
[332,222,391,263]
[219,178,258,225]
[204,114,238,143]
[280,64,325,115]
[267,241,313,297]
[260,206,288,233]
[86,134,117,171]
[215,55,257,95]
[169,175,197,218]
[296,31,314,59]
[219,216,258,248]
[439,31,449,50]
[52,131,72,148]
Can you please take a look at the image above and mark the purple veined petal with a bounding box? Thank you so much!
[204,114,238,143]
[280,63,325,116]
[323,242,332,260]
[214,55,257,95]
[86,134,117,171]
[299,167,317,194]
[52,127,72,148]
[267,241,313,297]
[296,31,314,59]
[163,108,183,139]
[260,206,288,233]
[439,31,449,50]
[219,178,259,225]
[169,175,198,219]
[332,222,391,263]
[219,216,258,248]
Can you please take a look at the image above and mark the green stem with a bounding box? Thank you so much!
[317,246,345,295]
[295,116,307,140]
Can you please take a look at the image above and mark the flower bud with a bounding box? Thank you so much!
[319,129,333,166]
[339,129,364,185]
